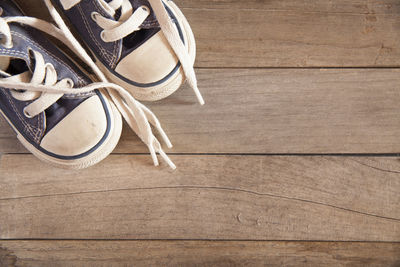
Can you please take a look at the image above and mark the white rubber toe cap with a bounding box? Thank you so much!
[115,32,179,84]
[40,95,108,157]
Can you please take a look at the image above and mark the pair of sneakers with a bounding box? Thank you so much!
[0,0,203,169]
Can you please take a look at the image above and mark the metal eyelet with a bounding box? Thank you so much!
[91,12,99,21]
[23,107,34,119]
[65,78,74,88]
[27,47,35,58]
[141,5,150,13]
[100,31,107,42]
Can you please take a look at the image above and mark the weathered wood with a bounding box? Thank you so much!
[1,1,399,262]
[0,155,399,240]
[0,241,399,267]
[3,68,400,154]
[14,0,400,67]
[2,154,399,219]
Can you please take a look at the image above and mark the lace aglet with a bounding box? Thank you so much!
[157,127,173,148]
[169,162,177,170]
[193,85,205,105]
[159,149,176,170]
[148,144,159,166]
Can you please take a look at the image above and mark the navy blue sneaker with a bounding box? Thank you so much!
[46,0,204,104]
[0,0,123,169]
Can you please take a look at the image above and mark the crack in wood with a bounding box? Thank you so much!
[350,159,400,174]
[0,185,399,222]
[180,7,393,15]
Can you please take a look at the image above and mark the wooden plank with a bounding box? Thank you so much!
[2,68,400,154]
[0,241,399,267]
[14,0,400,67]
[0,155,399,240]
[178,0,400,13]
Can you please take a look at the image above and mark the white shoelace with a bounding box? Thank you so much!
[59,0,205,105]
[0,14,176,169]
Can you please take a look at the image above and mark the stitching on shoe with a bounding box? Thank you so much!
[0,48,93,99]
[11,31,86,87]
[0,49,29,60]
[77,4,114,65]
[110,32,120,68]
[4,91,42,143]
[36,108,43,143]
[62,92,95,98]
[92,0,120,67]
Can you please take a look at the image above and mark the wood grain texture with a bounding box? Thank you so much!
[2,0,400,263]
[0,241,399,267]
[2,68,400,154]
[14,0,400,67]
[1,155,399,240]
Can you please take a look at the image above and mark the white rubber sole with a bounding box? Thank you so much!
[96,0,196,101]
[1,94,122,169]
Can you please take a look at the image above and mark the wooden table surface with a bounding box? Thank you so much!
[1,0,399,266]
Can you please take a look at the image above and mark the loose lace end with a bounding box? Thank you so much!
[148,143,176,170]
[159,149,176,170]
[148,144,159,166]
[193,85,205,105]
[158,126,173,149]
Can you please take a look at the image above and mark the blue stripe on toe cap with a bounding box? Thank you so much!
[35,90,112,160]
[107,3,186,88]
[3,90,113,161]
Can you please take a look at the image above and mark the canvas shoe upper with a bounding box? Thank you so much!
[47,0,204,104]
[0,0,175,169]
